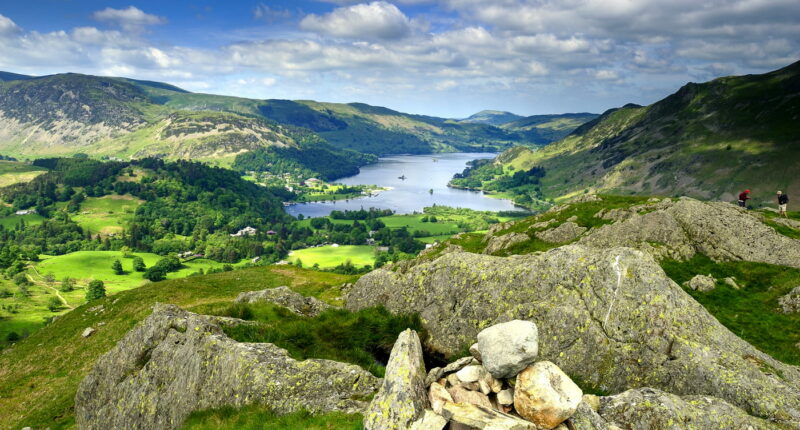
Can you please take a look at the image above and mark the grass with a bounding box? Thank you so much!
[0,251,246,346]
[198,302,425,377]
[0,160,47,187]
[289,245,375,268]
[0,213,45,228]
[70,195,143,235]
[0,265,357,430]
[661,254,800,365]
[181,406,362,430]
[34,251,241,291]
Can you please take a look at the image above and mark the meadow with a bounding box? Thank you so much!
[0,160,47,187]
[289,245,375,268]
[70,195,143,235]
[0,212,44,228]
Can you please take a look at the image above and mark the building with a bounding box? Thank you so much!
[230,226,257,237]
[15,209,36,216]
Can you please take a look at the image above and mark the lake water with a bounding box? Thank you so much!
[285,153,521,218]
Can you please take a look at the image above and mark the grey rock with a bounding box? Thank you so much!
[410,410,448,430]
[442,402,537,430]
[429,382,453,414]
[778,286,800,314]
[75,304,378,430]
[569,402,610,430]
[579,198,800,267]
[364,329,429,430]
[469,343,482,362]
[425,356,473,386]
[81,327,96,338]
[686,274,716,292]
[476,320,539,379]
[514,361,582,429]
[535,221,587,244]
[497,388,515,405]
[724,276,741,289]
[448,385,492,409]
[456,364,486,383]
[346,245,800,425]
[484,232,530,255]
[581,394,600,412]
[598,388,782,430]
[772,217,800,230]
[234,286,331,316]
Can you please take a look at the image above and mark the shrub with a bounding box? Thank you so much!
[5,331,20,342]
[13,273,30,287]
[85,280,106,301]
[47,297,61,312]
[60,277,75,292]
[112,259,124,275]
[132,256,146,272]
[143,267,167,282]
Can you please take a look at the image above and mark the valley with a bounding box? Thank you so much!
[0,47,798,430]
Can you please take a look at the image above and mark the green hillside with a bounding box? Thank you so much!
[459,110,523,126]
[453,61,800,206]
[500,112,600,144]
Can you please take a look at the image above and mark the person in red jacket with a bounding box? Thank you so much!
[738,189,750,208]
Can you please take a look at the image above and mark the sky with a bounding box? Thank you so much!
[0,1,798,118]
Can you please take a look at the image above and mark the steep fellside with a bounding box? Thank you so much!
[460,61,800,204]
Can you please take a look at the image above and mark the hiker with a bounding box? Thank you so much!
[777,191,789,218]
[738,189,751,208]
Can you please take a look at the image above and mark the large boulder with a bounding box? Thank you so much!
[364,329,429,430]
[75,304,379,430]
[484,232,529,255]
[346,245,800,425]
[475,320,539,379]
[597,388,781,430]
[441,402,537,430]
[514,361,582,429]
[578,198,800,267]
[234,286,332,316]
[686,274,716,292]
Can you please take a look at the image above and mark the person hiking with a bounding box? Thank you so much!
[738,189,751,208]
[777,191,789,218]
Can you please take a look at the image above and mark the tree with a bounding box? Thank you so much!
[13,273,30,287]
[112,259,124,275]
[133,256,146,272]
[86,280,106,301]
[60,277,75,292]
[47,297,61,312]
[143,267,166,282]
[295,259,303,268]
[18,284,30,297]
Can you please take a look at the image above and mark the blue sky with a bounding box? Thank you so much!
[0,1,798,118]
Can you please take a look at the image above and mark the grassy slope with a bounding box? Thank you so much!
[0,265,357,430]
[0,161,47,187]
[181,407,361,430]
[289,245,375,268]
[0,213,44,228]
[70,195,142,235]
[468,61,800,203]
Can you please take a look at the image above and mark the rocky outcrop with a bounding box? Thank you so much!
[579,198,800,267]
[364,329,429,430]
[484,233,529,255]
[75,304,379,430]
[535,221,587,244]
[234,286,332,316]
[475,320,538,379]
[598,388,779,430]
[779,286,800,314]
[441,403,536,429]
[686,274,716,292]
[347,245,800,424]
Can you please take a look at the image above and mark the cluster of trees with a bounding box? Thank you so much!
[451,159,548,207]
[233,140,374,181]
[329,208,394,220]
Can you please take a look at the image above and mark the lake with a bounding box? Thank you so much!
[285,153,521,218]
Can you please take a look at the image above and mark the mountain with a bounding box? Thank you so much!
[0,72,576,166]
[453,61,800,205]
[460,110,524,126]
[500,112,600,144]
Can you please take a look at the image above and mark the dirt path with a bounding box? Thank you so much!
[28,266,74,310]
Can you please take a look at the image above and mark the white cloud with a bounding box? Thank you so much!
[253,4,292,23]
[0,14,21,35]
[92,6,166,32]
[300,1,412,39]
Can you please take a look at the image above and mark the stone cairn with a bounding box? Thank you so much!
[366,320,593,430]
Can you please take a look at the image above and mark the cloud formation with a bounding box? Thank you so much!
[301,1,412,39]
[0,1,797,117]
[92,6,166,31]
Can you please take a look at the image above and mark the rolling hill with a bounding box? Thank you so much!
[459,110,524,125]
[453,60,800,206]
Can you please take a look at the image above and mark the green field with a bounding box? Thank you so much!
[0,212,45,228]
[71,195,143,235]
[289,245,375,268]
[0,251,245,344]
[0,160,47,187]
[34,251,241,291]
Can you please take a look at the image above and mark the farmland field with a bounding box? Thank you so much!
[288,245,375,268]
[71,195,143,235]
